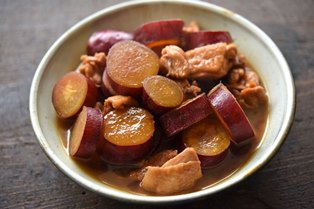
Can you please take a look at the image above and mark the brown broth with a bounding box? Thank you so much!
[56,99,268,196]
[56,51,269,195]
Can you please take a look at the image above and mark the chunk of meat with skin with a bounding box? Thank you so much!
[162,147,199,167]
[160,45,191,79]
[240,86,268,109]
[103,95,139,114]
[141,148,202,195]
[129,149,178,181]
[245,70,260,87]
[228,68,246,89]
[231,54,247,69]
[79,52,106,86]
[141,161,201,195]
[227,68,260,90]
[160,43,237,80]
[227,68,267,108]
[186,43,237,79]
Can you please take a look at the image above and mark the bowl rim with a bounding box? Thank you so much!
[29,0,295,203]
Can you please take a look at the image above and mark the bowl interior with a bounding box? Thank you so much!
[30,0,295,203]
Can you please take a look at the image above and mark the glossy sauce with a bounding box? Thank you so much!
[56,48,269,195]
[57,95,268,196]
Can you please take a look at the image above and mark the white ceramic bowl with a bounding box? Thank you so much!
[30,0,295,203]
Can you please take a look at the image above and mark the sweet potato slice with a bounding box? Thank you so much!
[101,71,118,97]
[69,107,102,159]
[184,31,232,50]
[134,19,183,46]
[98,107,156,164]
[207,83,255,146]
[133,19,184,55]
[87,30,133,55]
[159,93,212,137]
[142,75,184,115]
[52,72,98,119]
[106,40,159,97]
[182,116,231,167]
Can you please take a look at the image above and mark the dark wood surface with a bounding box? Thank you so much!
[1,0,313,208]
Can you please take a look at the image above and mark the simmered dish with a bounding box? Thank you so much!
[52,19,268,195]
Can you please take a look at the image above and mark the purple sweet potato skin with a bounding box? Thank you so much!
[159,94,212,137]
[87,30,133,55]
[207,83,255,146]
[133,19,184,45]
[184,31,232,50]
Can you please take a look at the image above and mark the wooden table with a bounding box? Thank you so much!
[1,0,313,208]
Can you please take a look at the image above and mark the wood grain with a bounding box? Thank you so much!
[0,0,313,208]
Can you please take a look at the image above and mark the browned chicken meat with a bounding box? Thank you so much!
[129,150,178,181]
[160,45,191,79]
[241,86,268,107]
[103,95,139,114]
[141,148,202,195]
[175,79,201,100]
[79,52,106,86]
[227,68,268,108]
[160,43,237,80]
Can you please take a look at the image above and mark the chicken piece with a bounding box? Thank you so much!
[147,150,178,167]
[227,68,267,108]
[141,148,202,195]
[231,54,247,68]
[160,45,191,79]
[160,43,238,80]
[186,43,237,79]
[79,52,106,86]
[175,79,201,100]
[228,68,246,88]
[162,147,199,167]
[183,21,200,33]
[227,68,260,90]
[244,70,260,87]
[240,86,268,109]
[141,161,201,195]
[103,95,139,115]
[129,150,178,181]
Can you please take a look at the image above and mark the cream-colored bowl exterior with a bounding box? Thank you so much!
[30,0,295,203]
